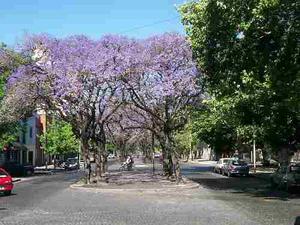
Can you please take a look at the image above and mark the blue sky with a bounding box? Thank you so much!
[0,0,187,46]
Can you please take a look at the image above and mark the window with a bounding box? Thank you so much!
[0,169,8,177]
[29,127,33,138]
[232,160,247,166]
[22,131,26,144]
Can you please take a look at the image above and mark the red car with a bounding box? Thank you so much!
[0,168,13,196]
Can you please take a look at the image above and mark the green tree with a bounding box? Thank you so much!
[180,0,300,163]
[174,122,197,160]
[0,44,27,150]
[40,120,79,156]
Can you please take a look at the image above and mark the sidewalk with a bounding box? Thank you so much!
[187,159,217,165]
[34,165,66,175]
[11,165,67,183]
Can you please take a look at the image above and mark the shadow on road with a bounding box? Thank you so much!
[183,164,300,201]
[191,175,300,201]
[0,193,17,198]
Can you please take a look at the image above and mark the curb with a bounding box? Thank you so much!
[12,171,64,183]
[70,183,200,193]
[185,160,216,166]
[70,177,200,193]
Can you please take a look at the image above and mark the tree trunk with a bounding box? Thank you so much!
[81,137,91,184]
[159,133,174,177]
[95,124,107,183]
[172,153,182,184]
[278,146,292,166]
[95,147,102,183]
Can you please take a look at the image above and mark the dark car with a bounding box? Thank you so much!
[223,159,249,177]
[1,162,34,177]
[64,158,79,170]
[270,162,300,190]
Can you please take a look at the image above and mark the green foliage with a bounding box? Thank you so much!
[191,101,236,154]
[174,122,197,155]
[106,142,116,154]
[0,122,21,150]
[0,44,27,150]
[40,120,79,155]
[175,127,191,155]
[180,0,300,153]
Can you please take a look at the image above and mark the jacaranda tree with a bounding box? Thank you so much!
[6,32,200,183]
[122,33,200,181]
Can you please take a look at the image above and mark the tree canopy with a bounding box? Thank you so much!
[40,120,79,156]
[4,32,200,182]
[0,44,27,150]
[180,0,300,161]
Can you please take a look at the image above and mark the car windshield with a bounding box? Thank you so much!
[290,166,300,173]
[232,160,246,166]
[0,170,8,177]
[223,159,229,164]
[68,159,77,164]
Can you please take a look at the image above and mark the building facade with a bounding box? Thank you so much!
[0,110,46,166]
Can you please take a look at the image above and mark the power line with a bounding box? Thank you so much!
[118,16,180,35]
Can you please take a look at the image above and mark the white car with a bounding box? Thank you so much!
[154,153,161,158]
[214,158,230,174]
[107,154,116,159]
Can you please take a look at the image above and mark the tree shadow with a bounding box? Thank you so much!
[189,174,300,201]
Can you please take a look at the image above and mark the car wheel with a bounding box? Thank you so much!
[222,170,225,176]
[4,190,11,196]
[26,170,33,176]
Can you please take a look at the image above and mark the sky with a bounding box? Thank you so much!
[0,0,187,47]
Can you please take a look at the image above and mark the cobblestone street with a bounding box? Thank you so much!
[0,162,299,225]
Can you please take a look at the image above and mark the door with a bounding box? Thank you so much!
[28,151,33,165]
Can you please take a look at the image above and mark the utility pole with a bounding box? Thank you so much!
[253,128,256,174]
[45,109,48,170]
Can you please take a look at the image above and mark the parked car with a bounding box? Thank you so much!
[154,153,161,158]
[270,162,300,190]
[0,168,14,196]
[262,158,280,167]
[55,159,66,168]
[1,162,34,177]
[223,159,249,177]
[64,158,79,170]
[107,154,116,159]
[214,158,230,174]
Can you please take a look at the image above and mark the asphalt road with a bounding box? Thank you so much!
[0,162,299,225]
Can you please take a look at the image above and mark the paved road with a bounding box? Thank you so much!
[0,162,299,225]
[181,163,300,225]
